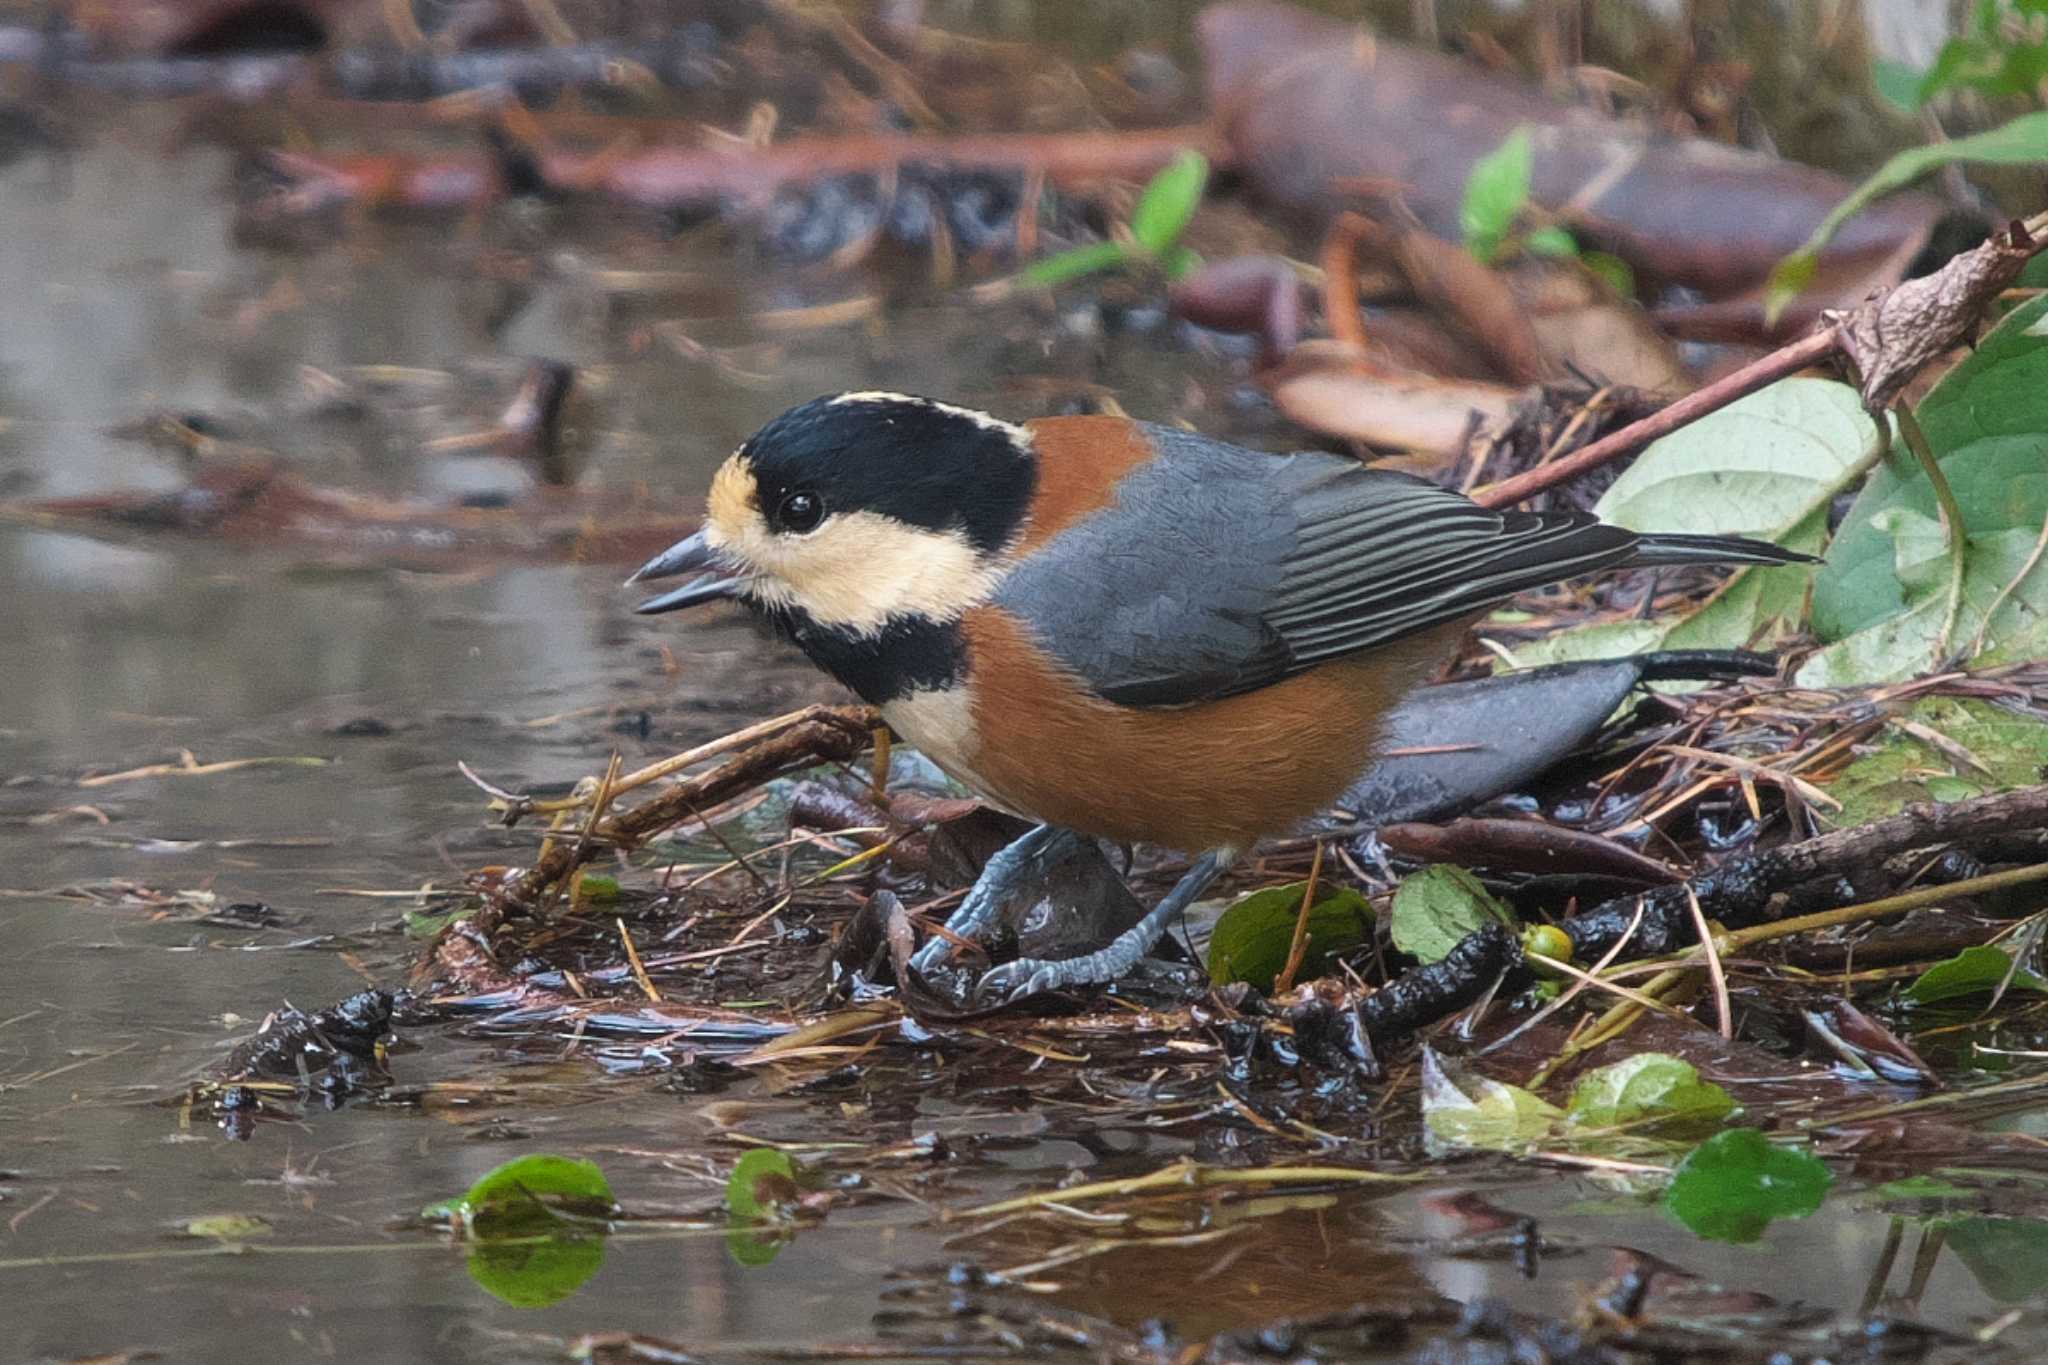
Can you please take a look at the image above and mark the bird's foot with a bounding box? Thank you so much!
[964,848,1232,1005]
[907,823,1078,976]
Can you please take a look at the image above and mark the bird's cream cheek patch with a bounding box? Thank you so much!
[753,513,1004,632]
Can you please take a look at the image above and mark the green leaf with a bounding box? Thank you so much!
[424,1154,616,1236]
[1522,225,1579,259]
[1946,1217,2048,1302]
[1767,109,2048,320]
[403,906,465,938]
[726,1147,800,1223]
[1160,244,1203,280]
[1421,1048,1561,1153]
[1391,865,1514,966]
[1130,149,1209,256]
[1664,1128,1831,1243]
[1461,126,1533,265]
[1207,881,1373,991]
[1761,250,1817,327]
[1804,292,2048,685]
[1905,944,2048,1005]
[1871,57,1927,112]
[1565,1054,1737,1135]
[576,873,620,901]
[1824,696,2048,826]
[1582,250,1635,299]
[1508,379,1876,669]
[467,1233,605,1308]
[1018,240,1132,288]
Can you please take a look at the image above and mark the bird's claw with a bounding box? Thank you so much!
[970,956,1069,1004]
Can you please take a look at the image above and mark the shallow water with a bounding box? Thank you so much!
[0,70,2044,1365]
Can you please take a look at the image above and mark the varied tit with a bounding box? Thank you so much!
[631,392,1809,1001]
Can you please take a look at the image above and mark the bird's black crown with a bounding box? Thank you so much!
[740,394,1036,554]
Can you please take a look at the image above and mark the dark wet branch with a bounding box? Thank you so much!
[1564,782,2048,962]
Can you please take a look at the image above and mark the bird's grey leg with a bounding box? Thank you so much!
[973,848,1235,1003]
[907,823,1080,974]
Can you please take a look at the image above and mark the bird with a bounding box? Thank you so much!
[628,392,1811,1002]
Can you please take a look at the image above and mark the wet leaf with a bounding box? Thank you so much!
[424,1154,616,1235]
[1565,1053,1736,1135]
[1460,126,1531,265]
[1945,1216,2048,1302]
[180,1213,272,1240]
[1824,697,2048,826]
[1768,109,2048,320]
[467,1233,605,1308]
[726,1147,800,1223]
[1421,1048,1560,1153]
[1806,292,2048,684]
[1019,240,1131,288]
[1391,865,1514,966]
[1131,149,1209,256]
[1904,944,2048,1005]
[1663,1128,1831,1243]
[1207,881,1372,991]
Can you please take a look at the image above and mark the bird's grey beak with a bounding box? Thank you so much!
[627,530,749,614]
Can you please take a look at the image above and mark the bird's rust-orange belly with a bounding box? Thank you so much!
[947,607,1465,852]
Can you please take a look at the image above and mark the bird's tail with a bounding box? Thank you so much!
[1624,531,1819,569]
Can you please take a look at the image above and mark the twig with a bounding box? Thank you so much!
[1474,213,2048,508]
[1685,886,1731,1040]
[1274,839,1326,994]
[1473,328,1840,508]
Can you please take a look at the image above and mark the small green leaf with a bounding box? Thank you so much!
[1905,944,2048,1005]
[1421,1048,1561,1153]
[1018,240,1132,288]
[1131,149,1210,256]
[1207,881,1372,991]
[1664,1128,1831,1243]
[1522,225,1579,259]
[467,1234,605,1308]
[726,1147,800,1223]
[1160,244,1203,280]
[424,1154,616,1236]
[576,873,620,901]
[1871,57,1926,112]
[1391,865,1515,965]
[1460,126,1533,265]
[403,907,465,938]
[1566,1053,1736,1135]
[180,1213,272,1240]
[1868,1174,1976,1205]
[1762,250,1817,327]
[1582,250,1635,298]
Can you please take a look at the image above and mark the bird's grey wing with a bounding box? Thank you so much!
[994,424,1641,707]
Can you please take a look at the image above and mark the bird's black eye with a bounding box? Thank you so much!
[775,489,825,534]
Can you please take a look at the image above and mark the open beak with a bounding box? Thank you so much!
[626,530,750,614]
